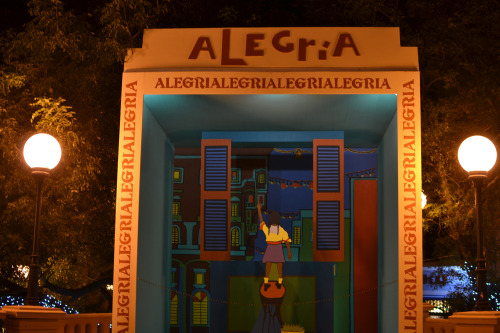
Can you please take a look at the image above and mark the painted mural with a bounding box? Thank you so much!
[169,146,377,333]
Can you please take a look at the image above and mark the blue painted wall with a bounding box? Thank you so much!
[378,113,399,333]
[137,107,174,333]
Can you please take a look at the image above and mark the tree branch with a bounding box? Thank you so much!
[40,276,113,302]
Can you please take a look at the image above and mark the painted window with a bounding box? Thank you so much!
[171,268,177,287]
[173,168,183,183]
[231,202,239,217]
[170,292,179,325]
[231,168,241,184]
[231,227,240,247]
[293,226,301,245]
[193,268,206,288]
[172,226,179,245]
[192,291,209,326]
[195,272,204,285]
[173,202,180,216]
[258,173,266,184]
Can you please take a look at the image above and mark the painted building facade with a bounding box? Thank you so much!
[112,27,422,332]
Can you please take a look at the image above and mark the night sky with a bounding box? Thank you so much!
[0,0,29,32]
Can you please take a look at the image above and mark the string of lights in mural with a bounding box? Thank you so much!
[261,210,302,220]
[272,148,312,159]
[345,148,377,154]
[269,177,313,189]
[272,147,376,159]
[344,168,377,178]
[269,167,377,191]
[137,276,397,307]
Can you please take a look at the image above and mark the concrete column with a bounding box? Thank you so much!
[422,302,434,319]
[449,311,500,333]
[1,305,66,333]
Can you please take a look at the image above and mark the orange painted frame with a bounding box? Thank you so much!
[353,179,378,332]
[200,139,232,261]
[313,139,344,262]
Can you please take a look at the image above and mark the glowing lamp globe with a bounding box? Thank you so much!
[458,136,497,174]
[23,133,62,170]
[421,192,427,209]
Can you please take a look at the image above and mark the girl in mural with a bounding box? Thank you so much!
[256,203,292,291]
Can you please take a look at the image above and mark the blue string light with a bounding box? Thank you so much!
[0,295,78,313]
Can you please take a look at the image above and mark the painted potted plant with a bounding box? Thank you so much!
[281,324,305,333]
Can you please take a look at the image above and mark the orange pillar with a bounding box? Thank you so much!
[353,179,378,333]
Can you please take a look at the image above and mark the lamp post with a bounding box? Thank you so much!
[458,135,497,311]
[23,133,62,306]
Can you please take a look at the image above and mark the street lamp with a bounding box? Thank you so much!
[23,133,62,305]
[458,135,497,311]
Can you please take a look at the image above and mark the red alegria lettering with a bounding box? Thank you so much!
[246,34,265,56]
[272,30,294,53]
[188,37,216,59]
[298,38,315,61]
[221,29,247,65]
[333,33,360,56]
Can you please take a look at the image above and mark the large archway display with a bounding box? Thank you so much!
[112,27,421,332]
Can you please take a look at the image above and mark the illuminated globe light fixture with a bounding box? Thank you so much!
[458,135,497,311]
[23,133,62,306]
[421,191,427,209]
